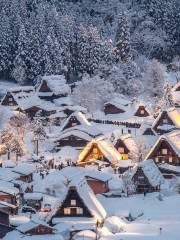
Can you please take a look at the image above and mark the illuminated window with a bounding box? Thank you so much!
[118,147,124,153]
[155,157,159,163]
[76,207,83,215]
[169,157,173,163]
[93,148,98,154]
[64,208,71,215]
[71,200,76,206]
[162,149,168,155]
[72,122,77,127]
[140,109,145,115]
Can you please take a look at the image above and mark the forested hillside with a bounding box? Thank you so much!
[0,0,180,103]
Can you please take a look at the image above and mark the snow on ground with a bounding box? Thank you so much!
[97,193,180,240]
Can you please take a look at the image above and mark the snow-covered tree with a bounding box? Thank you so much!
[72,74,114,112]
[115,12,131,63]
[144,59,165,101]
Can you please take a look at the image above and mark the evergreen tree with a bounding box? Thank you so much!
[115,12,131,63]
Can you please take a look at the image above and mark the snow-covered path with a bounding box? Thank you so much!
[98,193,180,239]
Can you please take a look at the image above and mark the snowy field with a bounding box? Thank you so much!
[97,193,180,240]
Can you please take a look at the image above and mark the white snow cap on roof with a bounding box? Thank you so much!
[40,75,71,95]
[146,129,180,159]
[78,136,121,165]
[68,177,107,223]
[55,146,79,163]
[140,160,165,187]
[13,163,35,175]
[17,219,54,233]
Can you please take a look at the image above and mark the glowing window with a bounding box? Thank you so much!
[162,149,168,155]
[169,157,173,163]
[76,207,83,215]
[140,109,145,115]
[118,147,124,153]
[93,148,98,154]
[72,122,77,127]
[155,157,159,162]
[64,208,71,215]
[71,200,76,206]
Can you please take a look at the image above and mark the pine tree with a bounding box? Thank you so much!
[12,22,29,84]
[115,12,131,63]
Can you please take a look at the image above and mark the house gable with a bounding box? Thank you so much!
[56,135,89,149]
[38,80,52,93]
[153,111,175,133]
[132,167,158,193]
[1,92,18,107]
[104,103,125,115]
[54,187,92,218]
[134,106,149,117]
[143,128,155,136]
[63,116,81,131]
[148,139,179,165]
[24,224,54,235]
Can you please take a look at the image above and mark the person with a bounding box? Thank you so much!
[159,227,162,235]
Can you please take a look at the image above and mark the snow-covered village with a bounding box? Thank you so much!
[0,1,180,240]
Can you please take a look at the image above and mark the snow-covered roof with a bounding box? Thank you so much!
[9,86,34,93]
[146,130,180,159]
[0,200,17,209]
[159,163,180,174]
[0,168,20,181]
[17,220,54,233]
[153,108,180,129]
[127,159,164,187]
[53,96,73,106]
[13,163,35,176]
[78,136,121,165]
[59,166,112,182]
[24,192,43,201]
[60,112,102,137]
[54,128,93,142]
[54,146,79,163]
[104,96,131,112]
[0,180,19,195]
[38,75,71,96]
[112,131,138,153]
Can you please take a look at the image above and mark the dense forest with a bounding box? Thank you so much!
[0,0,180,101]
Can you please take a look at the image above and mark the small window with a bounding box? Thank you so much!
[9,97,13,101]
[140,109,145,115]
[64,208,71,215]
[76,207,83,215]
[93,148,98,154]
[169,157,173,163]
[128,129,131,134]
[72,122,77,127]
[163,118,168,124]
[162,149,168,155]
[71,200,76,206]
[118,147,124,153]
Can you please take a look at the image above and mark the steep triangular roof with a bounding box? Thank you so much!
[145,130,180,159]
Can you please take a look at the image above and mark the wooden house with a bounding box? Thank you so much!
[54,129,92,151]
[0,181,19,206]
[77,137,121,167]
[0,201,17,215]
[1,86,34,107]
[145,130,180,165]
[125,160,164,193]
[112,133,138,161]
[158,163,180,179]
[17,220,55,235]
[50,178,106,225]
[104,96,130,115]
[132,100,151,118]
[58,167,110,195]
[152,108,180,134]
[0,210,14,238]
[37,75,70,101]
[12,163,35,183]
[24,192,43,211]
